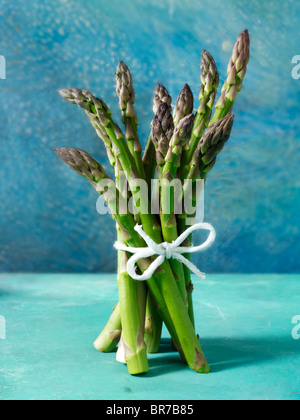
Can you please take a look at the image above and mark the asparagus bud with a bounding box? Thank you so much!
[173,84,194,127]
[143,84,173,185]
[198,50,219,121]
[210,30,250,124]
[179,51,219,178]
[151,102,174,167]
[189,114,234,179]
[225,29,250,94]
[116,61,135,113]
[115,61,144,175]
[59,88,119,141]
[54,148,108,186]
[59,88,137,169]
[165,113,194,170]
[59,88,112,116]
[153,83,172,114]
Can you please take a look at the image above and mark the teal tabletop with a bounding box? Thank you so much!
[0,274,299,400]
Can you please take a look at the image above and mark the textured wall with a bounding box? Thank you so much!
[0,0,299,273]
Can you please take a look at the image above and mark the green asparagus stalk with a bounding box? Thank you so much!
[179,115,235,234]
[164,90,195,321]
[55,147,210,373]
[58,89,157,236]
[94,161,125,355]
[142,85,173,352]
[144,293,163,353]
[115,151,148,369]
[54,146,121,353]
[173,84,194,127]
[55,148,149,375]
[150,101,174,219]
[86,112,117,168]
[177,115,235,324]
[117,247,149,374]
[143,84,172,186]
[58,90,166,348]
[161,113,194,179]
[210,29,250,125]
[116,61,145,178]
[117,212,209,373]
[151,105,193,302]
[159,114,195,308]
[57,32,250,376]
[151,102,174,171]
[180,50,219,178]
[115,151,147,363]
[93,303,122,352]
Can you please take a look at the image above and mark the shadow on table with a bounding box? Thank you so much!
[202,336,299,372]
[141,336,299,377]
[135,339,184,378]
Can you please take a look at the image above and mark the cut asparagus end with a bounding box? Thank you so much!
[126,347,150,375]
[94,329,122,353]
[93,302,122,353]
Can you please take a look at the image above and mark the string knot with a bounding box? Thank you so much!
[114,223,216,282]
[162,242,173,260]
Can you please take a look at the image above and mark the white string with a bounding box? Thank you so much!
[114,223,216,281]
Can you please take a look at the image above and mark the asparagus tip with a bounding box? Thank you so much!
[153,83,172,114]
[173,84,194,127]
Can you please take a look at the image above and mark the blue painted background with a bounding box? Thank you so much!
[0,0,299,273]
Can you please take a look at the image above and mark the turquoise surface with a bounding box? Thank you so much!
[0,274,299,400]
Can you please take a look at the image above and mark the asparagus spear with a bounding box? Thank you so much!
[144,292,163,354]
[152,110,194,303]
[149,106,194,308]
[142,85,173,351]
[54,147,110,185]
[114,69,148,348]
[159,114,195,308]
[52,152,118,359]
[116,155,148,366]
[162,113,194,179]
[177,52,218,322]
[173,84,194,127]
[179,115,235,230]
[143,83,172,186]
[178,31,249,321]
[151,102,174,171]
[86,112,117,168]
[116,61,145,178]
[117,248,149,373]
[150,102,174,220]
[180,50,219,178]
[56,147,210,373]
[55,148,149,375]
[210,29,250,125]
[58,89,157,235]
[153,83,172,114]
[94,303,122,352]
[177,115,235,324]
[187,114,235,180]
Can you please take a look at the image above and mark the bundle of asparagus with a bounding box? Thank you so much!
[55,30,250,375]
